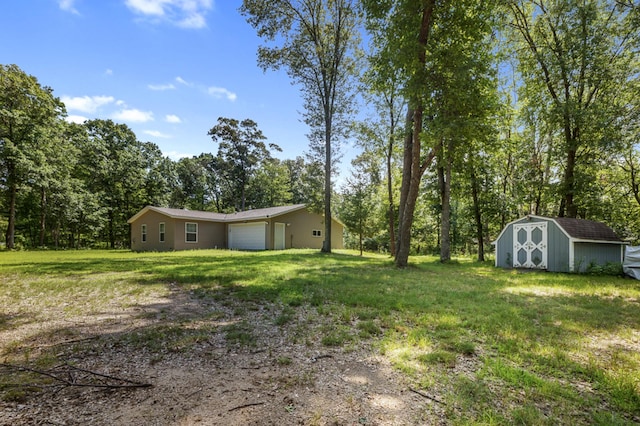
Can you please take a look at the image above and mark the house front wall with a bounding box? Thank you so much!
[130,207,344,252]
[225,209,344,250]
[269,209,344,249]
[172,219,225,251]
[130,210,175,251]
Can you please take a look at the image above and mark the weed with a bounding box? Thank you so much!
[223,322,255,347]
[418,350,456,368]
[276,356,292,366]
[357,320,382,338]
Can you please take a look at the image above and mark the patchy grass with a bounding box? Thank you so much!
[0,249,639,424]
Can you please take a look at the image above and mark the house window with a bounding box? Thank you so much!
[159,223,165,243]
[185,222,198,243]
[312,229,322,237]
[141,224,147,243]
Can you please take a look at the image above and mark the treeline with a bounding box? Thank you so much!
[0,65,322,249]
[3,0,640,258]
[240,0,640,266]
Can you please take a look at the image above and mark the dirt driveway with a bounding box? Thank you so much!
[1,284,443,425]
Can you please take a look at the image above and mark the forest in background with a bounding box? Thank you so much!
[1,1,639,260]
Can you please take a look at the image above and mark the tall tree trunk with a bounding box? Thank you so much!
[359,217,363,256]
[387,133,396,257]
[560,144,578,218]
[6,180,16,250]
[439,141,451,263]
[470,167,485,262]
[395,1,436,267]
[39,187,47,247]
[322,115,332,253]
[108,209,115,249]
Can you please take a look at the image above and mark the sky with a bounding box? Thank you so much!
[0,0,358,169]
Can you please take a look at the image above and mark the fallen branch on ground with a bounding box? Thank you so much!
[0,362,152,390]
[228,401,265,412]
[409,387,445,405]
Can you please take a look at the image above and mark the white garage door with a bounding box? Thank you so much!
[229,223,266,250]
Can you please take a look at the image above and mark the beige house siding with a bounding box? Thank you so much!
[172,219,225,251]
[131,209,171,251]
[129,205,343,251]
[270,210,344,249]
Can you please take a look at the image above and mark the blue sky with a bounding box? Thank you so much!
[1,0,356,165]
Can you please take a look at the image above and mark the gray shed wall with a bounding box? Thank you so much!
[496,217,571,272]
[496,216,625,272]
[573,243,624,272]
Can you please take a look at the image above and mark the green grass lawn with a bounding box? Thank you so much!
[1,249,639,424]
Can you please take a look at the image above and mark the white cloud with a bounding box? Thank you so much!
[175,76,191,86]
[65,115,88,124]
[165,150,192,160]
[208,86,237,101]
[112,108,154,123]
[148,83,176,91]
[143,130,171,138]
[59,0,79,14]
[165,114,182,123]
[105,69,113,76]
[61,95,115,113]
[124,0,213,29]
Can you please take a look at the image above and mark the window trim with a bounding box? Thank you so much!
[312,229,322,237]
[141,224,147,243]
[159,222,165,243]
[185,222,198,243]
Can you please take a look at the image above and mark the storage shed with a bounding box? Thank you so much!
[493,215,626,272]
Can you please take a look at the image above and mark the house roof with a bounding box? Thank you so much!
[127,204,310,224]
[552,217,623,242]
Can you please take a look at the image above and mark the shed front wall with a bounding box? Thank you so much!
[496,217,571,272]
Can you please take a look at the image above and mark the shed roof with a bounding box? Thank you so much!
[128,204,310,224]
[553,217,623,242]
[492,215,625,245]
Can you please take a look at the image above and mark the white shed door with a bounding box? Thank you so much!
[513,222,548,269]
[229,223,266,250]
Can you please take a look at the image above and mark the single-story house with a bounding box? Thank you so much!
[492,215,626,272]
[127,204,344,252]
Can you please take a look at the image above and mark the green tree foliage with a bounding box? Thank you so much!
[508,0,640,218]
[80,119,147,248]
[240,0,361,252]
[208,117,280,211]
[339,154,377,255]
[0,64,65,249]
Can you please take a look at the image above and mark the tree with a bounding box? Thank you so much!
[80,119,146,248]
[340,155,376,255]
[357,53,405,256]
[0,64,65,249]
[363,1,500,265]
[248,158,292,208]
[508,0,640,218]
[241,0,361,253]
[208,117,279,211]
[362,0,438,267]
